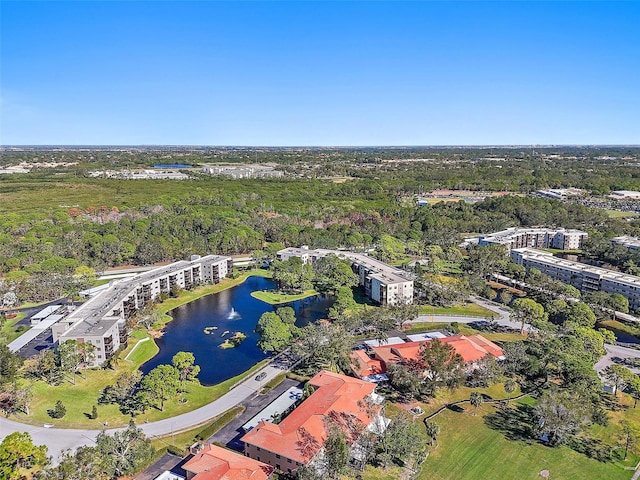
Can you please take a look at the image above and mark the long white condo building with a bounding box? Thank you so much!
[53,254,232,366]
[511,248,640,310]
[277,247,413,306]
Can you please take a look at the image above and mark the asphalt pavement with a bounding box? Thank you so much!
[0,362,287,464]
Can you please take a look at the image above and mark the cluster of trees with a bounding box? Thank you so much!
[297,410,426,480]
[99,351,200,414]
[0,422,154,480]
[4,160,640,307]
[270,254,359,295]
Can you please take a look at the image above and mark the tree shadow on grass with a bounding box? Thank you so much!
[484,404,536,444]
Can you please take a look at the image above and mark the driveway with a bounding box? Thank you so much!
[595,344,640,374]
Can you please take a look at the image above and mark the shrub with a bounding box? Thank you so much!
[48,400,66,419]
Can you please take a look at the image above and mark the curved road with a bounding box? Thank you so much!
[4,294,636,463]
[0,362,284,463]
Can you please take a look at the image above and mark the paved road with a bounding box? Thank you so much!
[595,343,640,374]
[409,296,528,332]
[0,362,285,463]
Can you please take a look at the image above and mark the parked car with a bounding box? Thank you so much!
[255,372,267,381]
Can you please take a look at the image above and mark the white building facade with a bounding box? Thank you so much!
[478,227,587,251]
[510,248,640,310]
[276,247,413,306]
[53,254,232,366]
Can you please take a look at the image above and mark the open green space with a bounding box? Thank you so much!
[0,312,27,343]
[417,403,629,480]
[250,289,318,305]
[606,210,638,219]
[418,303,495,317]
[21,354,268,428]
[404,321,525,343]
[14,273,274,428]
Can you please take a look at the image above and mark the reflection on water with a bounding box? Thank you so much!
[140,276,333,385]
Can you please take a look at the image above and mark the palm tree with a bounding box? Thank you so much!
[504,378,517,402]
[425,420,440,449]
[470,391,483,416]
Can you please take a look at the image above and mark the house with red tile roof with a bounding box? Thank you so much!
[240,370,385,474]
[349,348,385,379]
[352,334,504,379]
[182,444,273,480]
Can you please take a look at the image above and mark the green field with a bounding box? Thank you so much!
[418,403,629,480]
[250,289,318,305]
[418,303,495,317]
[606,210,638,219]
[358,385,633,480]
[1,312,27,343]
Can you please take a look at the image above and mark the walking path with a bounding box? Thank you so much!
[0,362,284,463]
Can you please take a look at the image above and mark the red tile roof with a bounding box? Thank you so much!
[183,444,273,480]
[373,334,504,371]
[349,349,384,378]
[241,370,377,464]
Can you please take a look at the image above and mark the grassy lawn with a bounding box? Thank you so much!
[1,312,28,343]
[606,210,638,219]
[418,303,495,317]
[250,289,318,305]
[124,332,159,364]
[403,322,525,343]
[387,388,640,480]
[21,357,269,428]
[418,403,629,480]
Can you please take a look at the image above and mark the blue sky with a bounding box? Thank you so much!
[1,1,639,146]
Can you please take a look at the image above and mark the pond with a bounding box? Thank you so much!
[140,276,334,385]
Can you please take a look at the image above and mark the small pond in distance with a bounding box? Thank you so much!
[140,276,333,385]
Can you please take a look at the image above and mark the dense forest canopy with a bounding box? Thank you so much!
[1,147,640,301]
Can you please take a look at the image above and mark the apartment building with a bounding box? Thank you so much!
[351,334,505,380]
[183,444,273,480]
[52,254,232,366]
[241,370,386,475]
[510,248,640,309]
[478,227,587,251]
[613,235,640,251]
[276,247,414,306]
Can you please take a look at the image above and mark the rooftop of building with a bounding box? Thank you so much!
[240,370,377,464]
[613,235,640,248]
[183,444,273,480]
[373,334,505,366]
[512,248,640,286]
[60,254,231,339]
[480,226,587,242]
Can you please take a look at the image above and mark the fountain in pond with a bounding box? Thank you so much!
[227,307,241,320]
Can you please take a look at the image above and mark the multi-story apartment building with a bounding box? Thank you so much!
[241,370,386,475]
[510,248,640,310]
[276,247,414,305]
[52,254,232,366]
[613,235,640,251]
[183,444,273,480]
[478,227,587,251]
